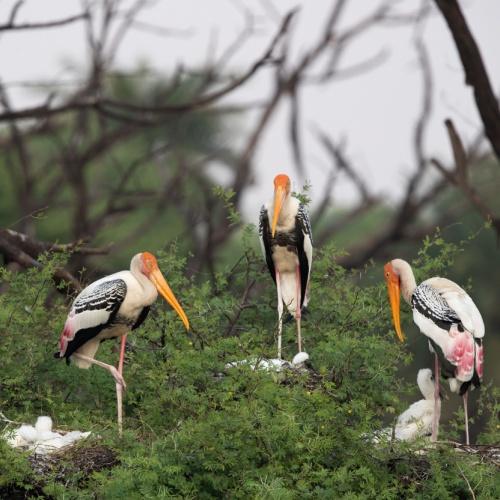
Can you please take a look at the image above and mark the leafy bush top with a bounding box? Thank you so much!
[0,227,498,499]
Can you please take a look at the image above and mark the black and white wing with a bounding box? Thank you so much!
[412,280,484,390]
[57,279,127,360]
[295,203,313,307]
[411,283,461,332]
[259,205,276,283]
[429,277,484,338]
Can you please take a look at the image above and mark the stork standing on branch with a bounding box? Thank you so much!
[384,259,484,444]
[55,252,190,435]
[259,174,313,358]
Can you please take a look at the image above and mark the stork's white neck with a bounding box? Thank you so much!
[391,259,417,304]
[417,369,435,401]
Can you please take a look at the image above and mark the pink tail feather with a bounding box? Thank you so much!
[59,317,74,357]
[446,325,474,382]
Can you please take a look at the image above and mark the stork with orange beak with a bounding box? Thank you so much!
[384,259,484,444]
[259,174,313,358]
[55,252,189,435]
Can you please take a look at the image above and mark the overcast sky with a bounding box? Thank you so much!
[1,0,499,218]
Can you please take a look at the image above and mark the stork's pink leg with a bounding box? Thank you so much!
[463,391,469,445]
[431,353,441,442]
[276,271,283,359]
[71,353,127,388]
[295,265,302,353]
[116,333,128,437]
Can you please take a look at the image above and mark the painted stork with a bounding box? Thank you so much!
[259,173,313,358]
[384,258,484,444]
[55,252,189,435]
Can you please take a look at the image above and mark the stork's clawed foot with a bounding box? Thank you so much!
[110,366,127,389]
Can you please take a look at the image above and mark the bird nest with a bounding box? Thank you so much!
[385,441,500,494]
[0,439,118,500]
[449,441,500,468]
[28,441,119,480]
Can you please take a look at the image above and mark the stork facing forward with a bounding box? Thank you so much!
[384,259,484,444]
[259,174,313,358]
[55,252,189,435]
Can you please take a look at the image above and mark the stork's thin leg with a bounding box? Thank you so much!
[295,265,302,353]
[72,353,127,389]
[431,353,441,442]
[463,391,470,446]
[276,270,283,359]
[116,334,128,437]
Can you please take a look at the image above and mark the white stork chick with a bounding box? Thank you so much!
[384,259,484,445]
[259,174,313,358]
[393,369,435,441]
[55,252,190,435]
[371,369,435,443]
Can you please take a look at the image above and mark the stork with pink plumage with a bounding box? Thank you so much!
[55,252,190,436]
[384,258,484,445]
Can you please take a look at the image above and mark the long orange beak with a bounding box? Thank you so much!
[149,269,190,331]
[387,280,405,342]
[271,185,286,237]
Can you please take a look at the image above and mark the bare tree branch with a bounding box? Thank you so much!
[434,0,500,162]
[431,119,500,235]
[0,11,88,32]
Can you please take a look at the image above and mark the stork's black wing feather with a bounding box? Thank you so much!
[73,279,127,314]
[57,279,127,362]
[132,306,151,330]
[412,283,462,331]
[259,205,276,283]
[295,204,312,308]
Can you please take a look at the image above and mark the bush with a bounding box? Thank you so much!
[0,230,498,499]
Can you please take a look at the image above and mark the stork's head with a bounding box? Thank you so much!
[271,173,291,237]
[384,260,405,342]
[135,252,190,330]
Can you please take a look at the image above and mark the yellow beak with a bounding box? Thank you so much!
[271,185,286,237]
[387,280,405,342]
[150,269,190,331]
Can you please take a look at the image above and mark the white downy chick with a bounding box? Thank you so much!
[292,352,309,367]
[17,425,38,443]
[393,368,435,441]
[35,416,53,433]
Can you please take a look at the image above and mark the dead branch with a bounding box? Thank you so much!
[0,9,295,124]
[224,278,256,337]
[0,230,83,291]
[431,119,500,234]
[0,229,111,256]
[434,0,500,162]
[337,31,438,268]
[0,11,88,32]
[312,130,379,245]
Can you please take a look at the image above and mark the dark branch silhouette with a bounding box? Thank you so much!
[434,0,500,163]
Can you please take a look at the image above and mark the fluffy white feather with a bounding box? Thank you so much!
[292,352,310,366]
[372,369,435,443]
[4,417,91,455]
[35,416,53,433]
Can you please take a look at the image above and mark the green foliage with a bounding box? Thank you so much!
[0,233,498,498]
[0,440,34,489]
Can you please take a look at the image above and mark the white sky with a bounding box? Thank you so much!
[0,0,499,219]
